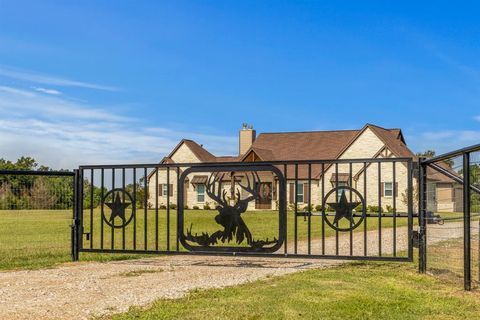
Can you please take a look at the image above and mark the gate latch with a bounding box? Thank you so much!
[412,230,420,248]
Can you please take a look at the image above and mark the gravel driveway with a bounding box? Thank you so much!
[0,221,470,320]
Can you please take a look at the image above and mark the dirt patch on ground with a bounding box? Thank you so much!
[0,221,468,320]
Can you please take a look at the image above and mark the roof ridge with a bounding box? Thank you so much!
[176,139,217,162]
[365,123,401,132]
[258,129,361,135]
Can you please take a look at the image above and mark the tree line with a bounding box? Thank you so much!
[0,157,147,210]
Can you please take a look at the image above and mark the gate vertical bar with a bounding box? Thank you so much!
[407,160,414,260]
[176,167,180,251]
[349,162,353,256]
[167,167,170,251]
[284,164,288,254]
[133,169,137,250]
[100,168,105,249]
[463,152,472,291]
[335,163,339,255]
[419,158,427,273]
[308,164,311,255]
[144,168,148,250]
[111,169,115,250]
[90,169,94,249]
[378,162,382,256]
[155,168,159,251]
[392,161,397,256]
[294,164,298,254]
[321,163,325,255]
[71,169,80,261]
[79,169,84,253]
[122,168,126,250]
[363,162,367,256]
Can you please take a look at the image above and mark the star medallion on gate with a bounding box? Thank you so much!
[328,191,360,226]
[105,193,131,224]
[322,186,366,232]
[101,188,135,228]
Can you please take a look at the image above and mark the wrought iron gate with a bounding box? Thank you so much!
[74,157,414,261]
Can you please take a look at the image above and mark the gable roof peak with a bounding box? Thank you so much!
[167,139,216,162]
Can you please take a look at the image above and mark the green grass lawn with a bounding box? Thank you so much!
[81,208,413,251]
[0,208,415,270]
[108,262,480,320]
[2,210,479,319]
[0,209,148,270]
[0,208,464,271]
[426,233,480,286]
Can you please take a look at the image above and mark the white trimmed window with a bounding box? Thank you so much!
[162,184,168,196]
[384,182,393,197]
[197,184,205,202]
[296,183,304,203]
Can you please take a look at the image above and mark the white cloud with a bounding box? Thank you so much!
[408,130,480,155]
[0,65,118,91]
[0,86,127,122]
[33,87,61,95]
[0,86,236,169]
[474,115,480,122]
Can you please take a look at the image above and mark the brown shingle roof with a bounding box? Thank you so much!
[367,124,416,159]
[190,175,208,184]
[160,124,415,182]
[182,140,216,162]
[215,156,240,162]
[243,125,415,179]
[247,124,415,162]
[250,129,359,161]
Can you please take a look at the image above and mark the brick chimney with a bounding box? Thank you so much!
[239,123,256,155]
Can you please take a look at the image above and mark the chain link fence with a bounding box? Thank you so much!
[424,151,480,289]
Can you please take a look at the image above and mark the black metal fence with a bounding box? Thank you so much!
[74,157,415,262]
[4,145,480,292]
[419,144,480,290]
[0,170,75,269]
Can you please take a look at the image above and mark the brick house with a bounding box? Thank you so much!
[148,124,459,213]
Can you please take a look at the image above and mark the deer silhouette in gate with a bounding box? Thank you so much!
[185,171,277,248]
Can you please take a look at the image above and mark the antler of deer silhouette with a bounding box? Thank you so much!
[185,171,277,248]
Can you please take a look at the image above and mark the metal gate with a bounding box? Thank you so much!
[74,157,414,261]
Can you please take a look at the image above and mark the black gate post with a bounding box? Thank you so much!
[418,158,427,273]
[463,152,471,291]
[72,169,81,261]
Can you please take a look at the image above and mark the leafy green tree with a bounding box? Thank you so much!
[0,156,74,209]
[416,150,454,168]
[416,150,436,159]
[82,179,105,209]
[125,177,148,209]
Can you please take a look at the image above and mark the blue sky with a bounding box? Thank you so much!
[0,1,479,168]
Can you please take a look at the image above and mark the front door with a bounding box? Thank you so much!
[256,182,272,209]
